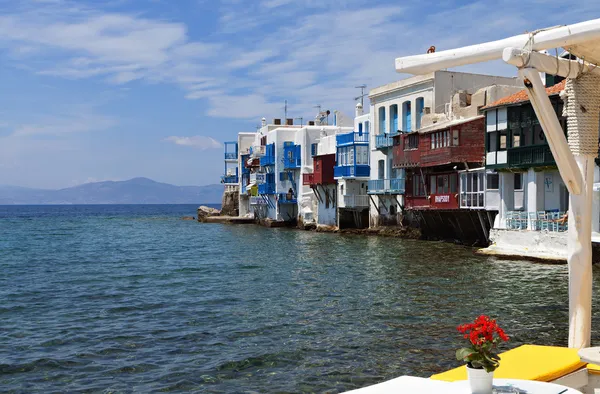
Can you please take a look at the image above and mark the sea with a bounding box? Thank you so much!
[1,204,599,393]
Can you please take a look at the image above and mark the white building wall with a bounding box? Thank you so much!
[316,184,337,226]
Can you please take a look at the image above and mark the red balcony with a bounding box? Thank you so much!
[303,173,314,186]
[313,154,335,184]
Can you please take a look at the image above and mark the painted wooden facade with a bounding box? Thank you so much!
[393,117,486,211]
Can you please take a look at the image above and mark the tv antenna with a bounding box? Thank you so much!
[284,100,288,121]
[294,117,303,127]
[354,84,367,107]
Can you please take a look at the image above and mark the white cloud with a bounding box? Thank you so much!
[10,113,116,137]
[164,135,222,149]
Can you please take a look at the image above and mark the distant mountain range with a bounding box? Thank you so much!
[0,178,224,205]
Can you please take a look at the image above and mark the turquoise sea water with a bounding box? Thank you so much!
[1,204,599,393]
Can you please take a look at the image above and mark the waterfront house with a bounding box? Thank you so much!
[237,132,256,217]
[222,141,239,193]
[335,104,371,229]
[299,113,353,228]
[367,71,521,228]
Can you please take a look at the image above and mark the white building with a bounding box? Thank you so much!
[367,71,522,227]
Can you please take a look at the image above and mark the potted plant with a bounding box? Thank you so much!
[456,315,509,394]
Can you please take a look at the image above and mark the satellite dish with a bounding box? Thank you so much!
[326,110,330,115]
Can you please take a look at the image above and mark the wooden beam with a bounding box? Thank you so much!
[477,210,490,243]
[369,194,381,215]
[520,68,582,195]
[503,47,600,78]
[395,18,600,74]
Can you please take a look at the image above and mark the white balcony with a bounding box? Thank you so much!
[343,194,369,208]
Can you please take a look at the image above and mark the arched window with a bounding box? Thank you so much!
[415,97,424,130]
[378,107,386,134]
[390,104,398,133]
[402,101,412,132]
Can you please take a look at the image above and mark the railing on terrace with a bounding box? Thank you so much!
[260,155,275,166]
[506,210,567,232]
[221,175,239,184]
[277,193,297,204]
[507,145,555,168]
[303,173,314,185]
[333,165,370,178]
[368,178,406,194]
[224,152,237,160]
[374,132,398,150]
[343,195,369,208]
[284,157,302,169]
[258,183,275,194]
[336,132,369,146]
[250,196,267,205]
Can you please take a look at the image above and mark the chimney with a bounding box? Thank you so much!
[286,118,293,126]
[355,102,364,117]
[308,121,315,126]
[273,118,281,125]
[261,117,267,127]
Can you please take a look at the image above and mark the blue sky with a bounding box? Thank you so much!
[0,0,598,188]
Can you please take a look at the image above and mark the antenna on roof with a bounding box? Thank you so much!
[284,100,288,121]
[295,117,303,127]
[354,84,367,107]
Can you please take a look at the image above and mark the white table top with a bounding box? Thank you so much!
[452,379,582,393]
[342,376,581,394]
[578,346,600,364]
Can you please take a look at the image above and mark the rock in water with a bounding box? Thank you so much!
[197,206,221,222]
[220,190,239,217]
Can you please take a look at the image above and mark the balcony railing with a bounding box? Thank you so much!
[258,183,275,194]
[374,132,398,150]
[250,196,267,205]
[343,195,369,208]
[507,145,555,168]
[336,132,369,146]
[284,157,302,169]
[303,173,314,185]
[277,193,297,204]
[260,155,275,166]
[333,165,370,178]
[221,175,239,184]
[368,178,406,194]
[224,152,237,160]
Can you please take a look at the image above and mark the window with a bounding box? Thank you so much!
[412,174,425,196]
[453,129,459,146]
[406,134,418,150]
[431,131,451,149]
[416,97,424,130]
[356,145,369,165]
[488,132,499,152]
[390,104,398,133]
[378,159,385,179]
[311,143,318,156]
[402,101,412,132]
[460,172,485,208]
[512,129,521,148]
[514,173,523,190]
[378,107,386,134]
[364,121,370,134]
[500,130,507,149]
[486,173,499,190]
[358,122,363,134]
[450,174,457,193]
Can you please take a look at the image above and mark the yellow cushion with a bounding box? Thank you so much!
[587,363,600,375]
[431,345,585,382]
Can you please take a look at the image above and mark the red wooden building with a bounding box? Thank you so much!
[303,154,336,186]
[393,116,485,210]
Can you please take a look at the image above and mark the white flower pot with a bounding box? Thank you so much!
[466,365,494,394]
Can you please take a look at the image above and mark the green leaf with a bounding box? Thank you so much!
[456,348,475,361]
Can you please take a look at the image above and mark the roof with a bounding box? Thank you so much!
[482,80,566,110]
[417,115,484,134]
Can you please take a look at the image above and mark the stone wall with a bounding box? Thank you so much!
[220,190,239,216]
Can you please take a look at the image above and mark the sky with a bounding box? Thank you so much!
[0,0,598,189]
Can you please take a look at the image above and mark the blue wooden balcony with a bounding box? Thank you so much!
[260,155,275,166]
[375,132,398,150]
[241,155,250,174]
[336,132,369,146]
[283,143,301,169]
[368,178,405,194]
[333,165,370,178]
[221,175,239,184]
[258,183,275,194]
[277,193,297,204]
[224,141,238,161]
